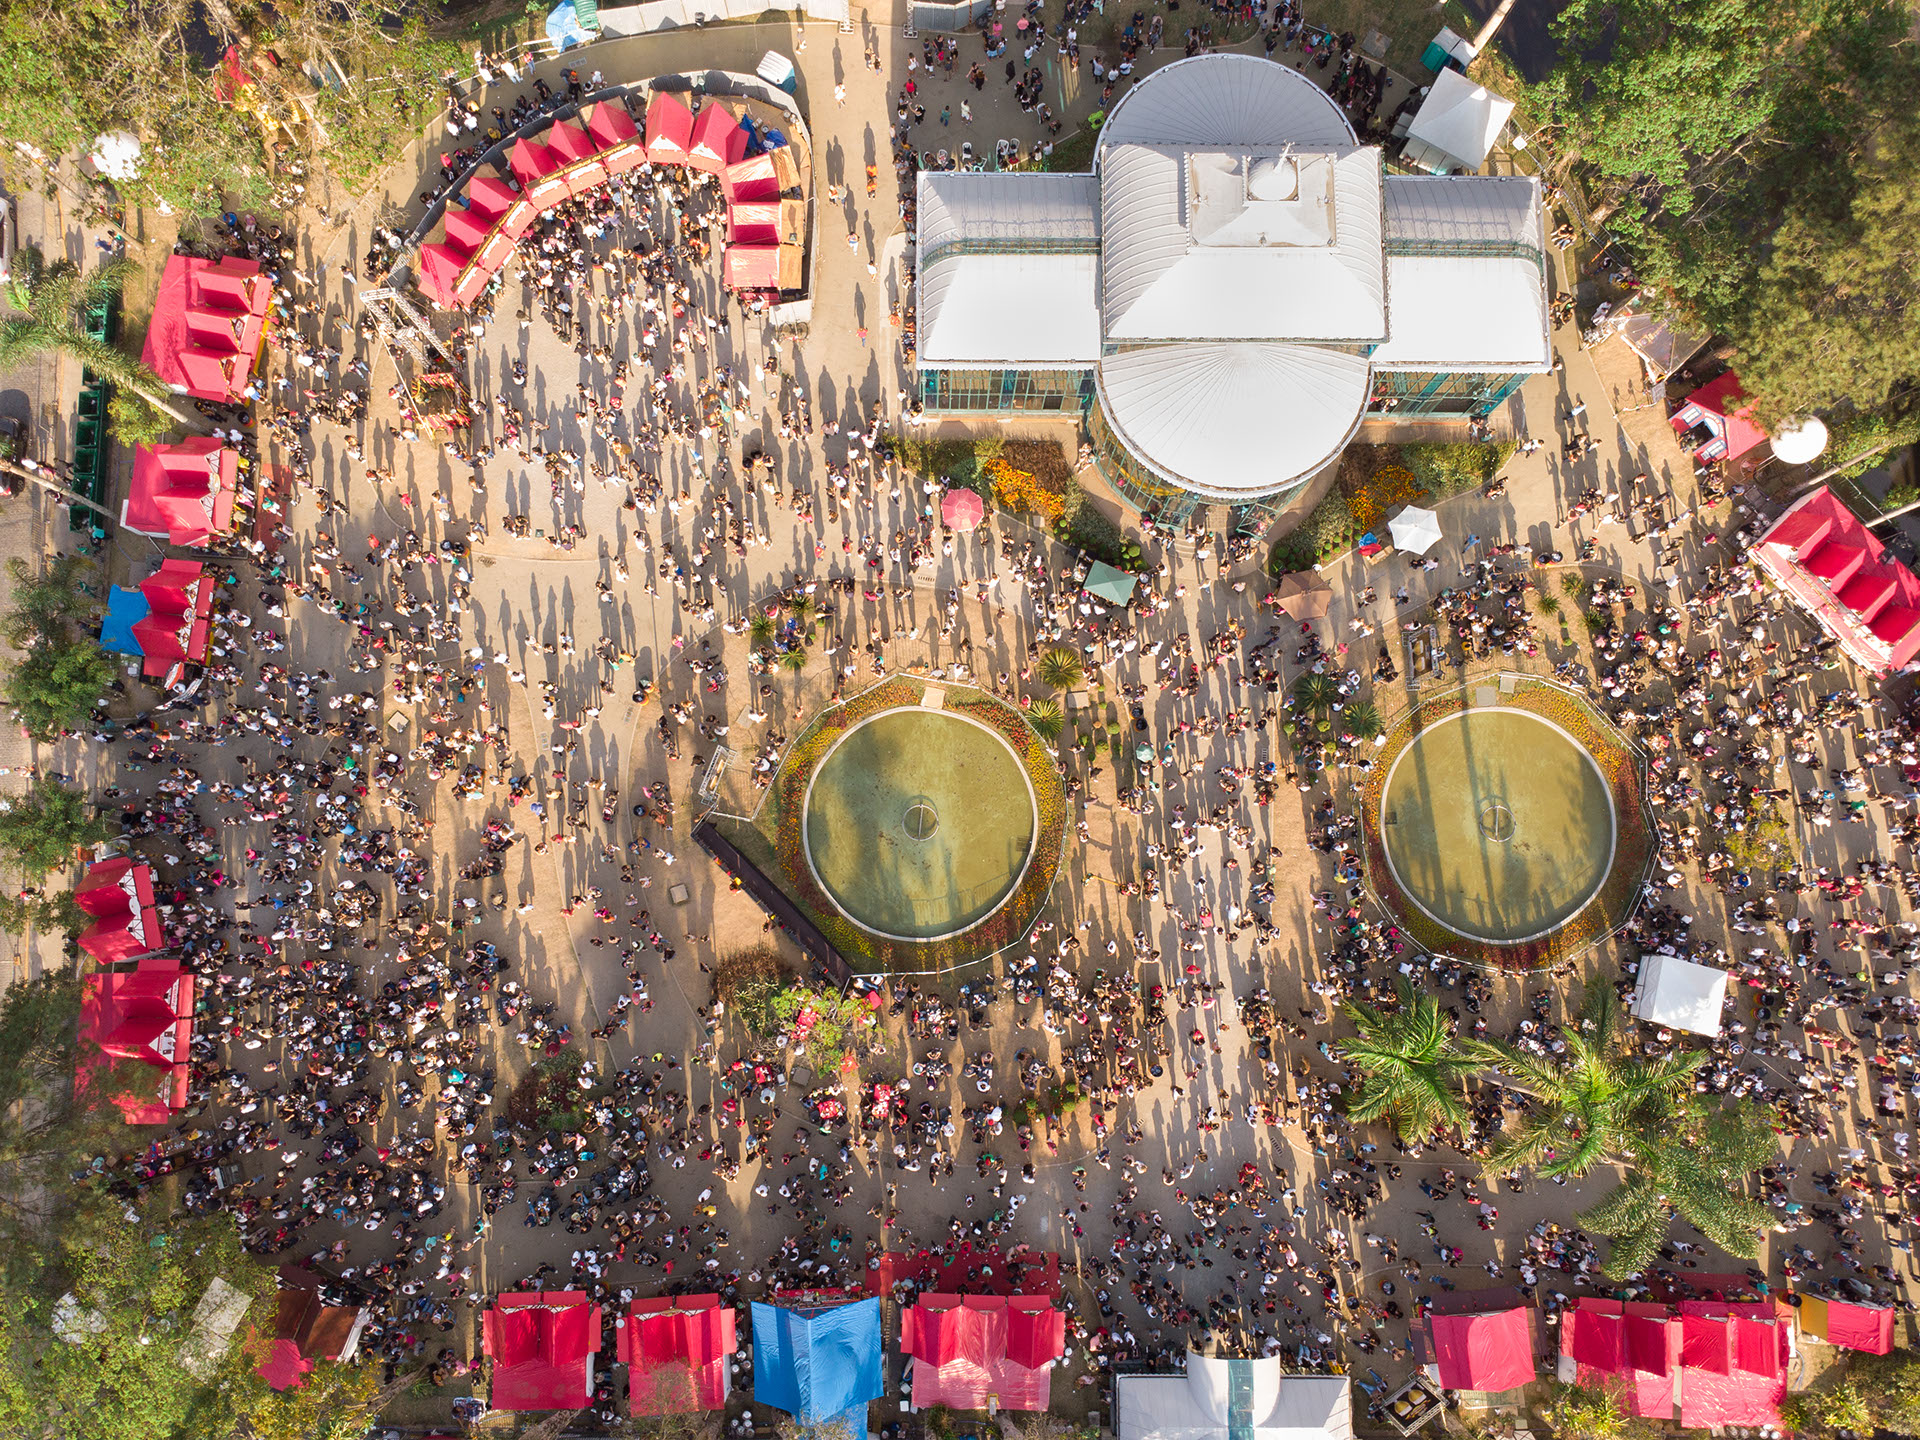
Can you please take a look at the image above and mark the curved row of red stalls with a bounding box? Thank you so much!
[417,89,796,309]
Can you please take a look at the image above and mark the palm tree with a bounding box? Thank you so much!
[1338,979,1476,1142]
[0,250,199,429]
[747,612,777,654]
[777,646,809,674]
[1026,696,1064,742]
[1343,699,1384,742]
[1035,645,1084,691]
[782,593,823,642]
[1466,974,1774,1274]
[1292,672,1340,714]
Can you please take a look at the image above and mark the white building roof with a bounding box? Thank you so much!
[1403,67,1514,172]
[1383,174,1540,249]
[916,171,1098,256]
[1117,1356,1353,1440]
[1099,143,1386,342]
[1097,52,1356,150]
[1632,952,1729,1038]
[1097,343,1369,499]
[919,253,1100,367]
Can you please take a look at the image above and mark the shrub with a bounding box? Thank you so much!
[1537,593,1562,616]
[1400,440,1517,499]
[1582,607,1611,634]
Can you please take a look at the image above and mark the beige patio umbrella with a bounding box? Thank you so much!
[1273,571,1333,620]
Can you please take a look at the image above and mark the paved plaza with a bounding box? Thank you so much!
[18,6,1920,1431]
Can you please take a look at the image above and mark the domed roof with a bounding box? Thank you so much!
[1094,52,1357,152]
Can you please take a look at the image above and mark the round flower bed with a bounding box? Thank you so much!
[1358,679,1654,970]
[769,677,1066,973]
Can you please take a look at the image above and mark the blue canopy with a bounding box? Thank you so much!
[101,586,149,656]
[752,1298,883,1434]
[545,1,594,49]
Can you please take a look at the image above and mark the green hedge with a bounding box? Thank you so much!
[1400,441,1516,500]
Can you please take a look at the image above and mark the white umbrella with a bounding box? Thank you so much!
[90,131,142,180]
[1389,505,1443,555]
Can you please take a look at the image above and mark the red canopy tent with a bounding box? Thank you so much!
[1563,1297,1787,1427]
[141,255,271,403]
[721,151,782,202]
[899,1296,1063,1411]
[255,1265,369,1391]
[131,558,214,682]
[545,119,609,196]
[122,438,239,547]
[728,201,785,245]
[1753,486,1920,675]
[1427,1308,1534,1392]
[688,104,748,174]
[415,242,467,308]
[74,856,161,965]
[1671,372,1768,466]
[724,245,782,292]
[76,964,194,1123]
[584,101,646,174]
[616,1296,736,1412]
[645,92,695,165]
[509,137,571,211]
[466,175,536,241]
[1796,1294,1896,1354]
[483,1292,602,1411]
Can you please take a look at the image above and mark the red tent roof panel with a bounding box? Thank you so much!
[645,92,695,162]
[1428,1308,1534,1391]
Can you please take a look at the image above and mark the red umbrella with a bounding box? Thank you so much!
[941,487,985,529]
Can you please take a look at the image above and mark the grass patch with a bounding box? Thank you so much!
[1044,127,1097,173]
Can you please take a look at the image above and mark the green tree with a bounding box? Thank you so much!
[1341,700,1383,742]
[1467,975,1773,1273]
[0,784,113,882]
[239,1357,386,1440]
[1025,696,1064,742]
[747,612,778,654]
[1338,979,1475,1142]
[1782,1375,1875,1438]
[0,251,197,430]
[5,639,113,740]
[1539,1382,1641,1440]
[0,555,100,654]
[1849,1350,1920,1436]
[1035,646,1085,691]
[777,647,809,675]
[0,887,90,939]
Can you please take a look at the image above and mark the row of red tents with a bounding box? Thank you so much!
[72,855,195,1125]
[418,92,799,309]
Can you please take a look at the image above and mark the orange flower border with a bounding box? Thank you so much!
[1356,679,1656,971]
[767,677,1067,974]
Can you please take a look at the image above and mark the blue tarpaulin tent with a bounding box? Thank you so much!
[101,586,149,656]
[752,1298,883,1440]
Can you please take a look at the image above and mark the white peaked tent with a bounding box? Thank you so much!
[1403,68,1515,174]
[1117,1353,1353,1440]
[1632,952,1729,1037]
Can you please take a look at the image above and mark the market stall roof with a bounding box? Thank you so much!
[1671,372,1768,465]
[724,244,783,291]
[1561,1298,1789,1426]
[1403,67,1514,173]
[688,103,748,173]
[465,175,536,240]
[1796,1295,1895,1354]
[256,1265,369,1391]
[1753,486,1920,675]
[482,1292,602,1411]
[900,1295,1064,1412]
[76,965,194,1123]
[1116,1353,1353,1440]
[101,585,149,656]
[546,118,609,195]
[416,243,465,308]
[509,136,571,210]
[645,91,695,164]
[122,438,238,548]
[131,558,214,680]
[583,100,646,173]
[1632,952,1728,1037]
[617,1296,736,1412]
[1084,561,1138,605]
[1427,1308,1534,1392]
[751,1296,883,1438]
[75,856,160,965]
[140,255,271,403]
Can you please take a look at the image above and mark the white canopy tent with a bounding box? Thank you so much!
[1632,952,1729,1037]
[1117,1354,1353,1440]
[1388,506,1443,554]
[1402,68,1514,174]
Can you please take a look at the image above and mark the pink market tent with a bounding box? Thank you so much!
[131,557,213,681]
[1428,1308,1534,1392]
[416,243,466,308]
[584,101,646,173]
[545,119,609,196]
[76,964,194,1123]
[466,175,536,241]
[688,104,748,174]
[729,201,784,245]
[1753,486,1920,675]
[724,245,782,292]
[1671,372,1768,466]
[899,1295,1064,1411]
[1563,1298,1787,1427]
[141,255,271,403]
[616,1296,736,1412]
[509,137,571,210]
[645,92,695,165]
[122,438,239,548]
[1796,1294,1896,1354]
[941,488,985,530]
[75,857,161,965]
[721,151,782,202]
[443,205,493,255]
[483,1291,602,1411]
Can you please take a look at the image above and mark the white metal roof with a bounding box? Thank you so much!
[1372,255,1549,371]
[1404,67,1514,172]
[916,171,1098,257]
[1097,53,1356,151]
[1097,342,1370,498]
[1100,143,1386,342]
[1117,1358,1353,1440]
[1632,952,1728,1037]
[918,253,1101,367]
[1383,174,1540,249]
